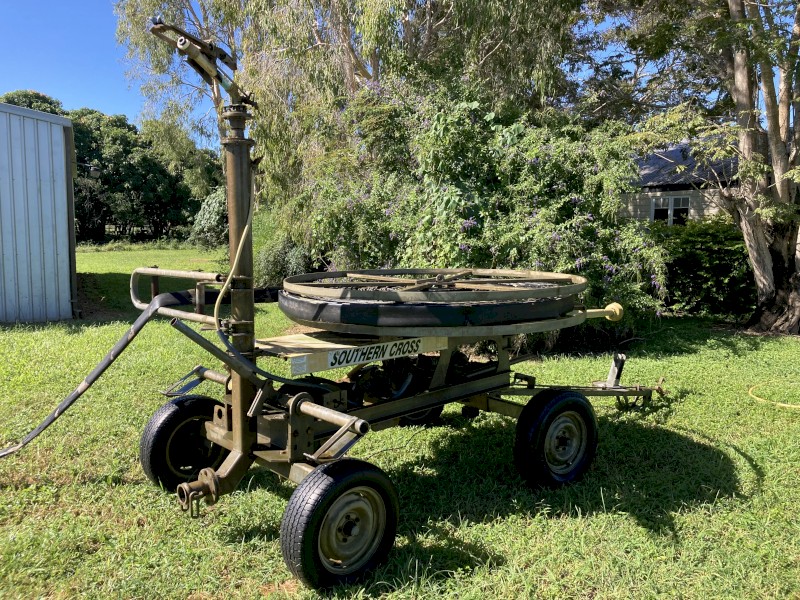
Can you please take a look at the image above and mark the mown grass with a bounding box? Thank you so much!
[1,248,799,599]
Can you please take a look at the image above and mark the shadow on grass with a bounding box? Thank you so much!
[535,316,766,362]
[621,316,766,358]
[382,413,745,538]
[357,407,748,592]
[214,400,751,595]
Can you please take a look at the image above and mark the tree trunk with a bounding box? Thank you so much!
[747,227,800,334]
[725,0,800,334]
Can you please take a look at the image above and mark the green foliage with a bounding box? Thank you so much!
[652,218,755,316]
[188,188,228,248]
[253,230,314,288]
[67,107,196,241]
[139,118,224,200]
[0,90,215,243]
[0,90,64,114]
[264,81,667,316]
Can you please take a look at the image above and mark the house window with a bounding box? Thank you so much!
[652,196,690,225]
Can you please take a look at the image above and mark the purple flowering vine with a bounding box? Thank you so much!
[461,216,478,232]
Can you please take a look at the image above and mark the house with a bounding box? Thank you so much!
[0,103,78,322]
[623,144,737,225]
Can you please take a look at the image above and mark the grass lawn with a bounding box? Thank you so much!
[1,248,799,599]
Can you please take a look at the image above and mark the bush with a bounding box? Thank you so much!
[301,82,666,317]
[652,217,755,315]
[254,229,314,288]
[188,188,227,248]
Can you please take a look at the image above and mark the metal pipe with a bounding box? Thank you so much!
[132,267,223,282]
[198,366,228,386]
[584,302,624,322]
[295,399,370,435]
[155,306,217,327]
[169,319,263,387]
[222,104,257,456]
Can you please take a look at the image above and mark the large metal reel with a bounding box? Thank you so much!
[283,268,587,303]
[280,269,587,334]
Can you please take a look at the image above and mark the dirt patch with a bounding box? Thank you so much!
[281,323,324,336]
[259,580,300,597]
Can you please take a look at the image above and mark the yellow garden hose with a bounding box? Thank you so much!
[748,381,800,410]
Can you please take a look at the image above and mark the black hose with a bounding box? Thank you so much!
[0,285,311,459]
[215,329,330,391]
[0,290,200,459]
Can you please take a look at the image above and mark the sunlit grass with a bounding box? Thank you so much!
[0,248,798,598]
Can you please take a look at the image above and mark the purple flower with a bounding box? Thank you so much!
[459,243,470,252]
[461,216,478,232]
[551,232,562,241]
[650,274,662,290]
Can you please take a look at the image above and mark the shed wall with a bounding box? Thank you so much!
[0,103,76,322]
[622,188,725,221]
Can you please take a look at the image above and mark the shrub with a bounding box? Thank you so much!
[652,217,755,315]
[188,188,227,248]
[254,229,314,288]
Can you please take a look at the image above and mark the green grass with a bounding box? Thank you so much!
[1,248,799,598]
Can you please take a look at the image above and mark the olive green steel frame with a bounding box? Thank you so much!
[132,19,659,518]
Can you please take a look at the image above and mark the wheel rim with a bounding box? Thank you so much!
[318,485,387,575]
[544,411,588,475]
[165,415,220,479]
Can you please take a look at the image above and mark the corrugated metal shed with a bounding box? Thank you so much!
[0,103,78,322]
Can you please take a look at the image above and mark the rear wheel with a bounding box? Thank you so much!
[513,391,598,487]
[280,459,399,589]
[139,395,228,492]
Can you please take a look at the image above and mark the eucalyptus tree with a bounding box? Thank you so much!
[115,1,584,196]
[588,0,800,333]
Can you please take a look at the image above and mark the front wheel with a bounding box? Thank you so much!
[139,395,229,492]
[513,390,598,488]
[280,459,399,589]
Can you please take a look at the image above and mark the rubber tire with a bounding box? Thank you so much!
[513,390,598,488]
[280,459,399,589]
[140,395,229,492]
[279,291,575,328]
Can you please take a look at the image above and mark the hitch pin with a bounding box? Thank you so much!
[183,490,203,519]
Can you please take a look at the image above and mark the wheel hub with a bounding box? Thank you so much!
[318,486,386,574]
[544,411,587,475]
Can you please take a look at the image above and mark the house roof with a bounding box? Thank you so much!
[638,144,737,189]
